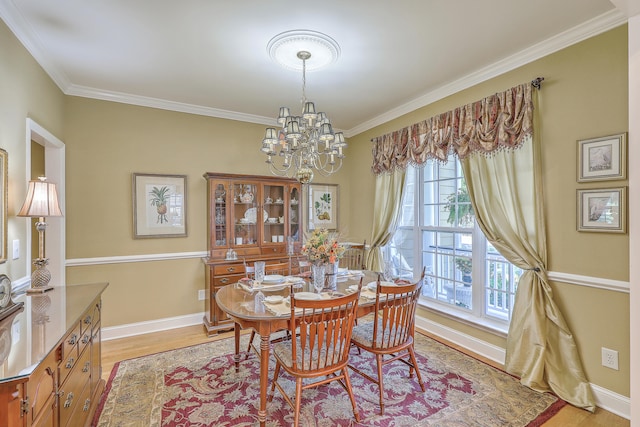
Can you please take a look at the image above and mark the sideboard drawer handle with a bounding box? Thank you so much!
[66,358,75,369]
[226,267,236,272]
[83,361,90,372]
[68,334,78,345]
[84,315,92,325]
[83,398,91,411]
[64,392,74,408]
[220,278,229,284]
[82,334,90,344]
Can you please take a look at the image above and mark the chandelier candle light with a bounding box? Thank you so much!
[17,176,63,293]
[261,30,346,184]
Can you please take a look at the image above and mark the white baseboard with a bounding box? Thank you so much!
[415,315,630,420]
[102,312,204,341]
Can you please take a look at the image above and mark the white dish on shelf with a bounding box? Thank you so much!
[292,292,321,300]
[263,274,285,284]
[244,207,269,223]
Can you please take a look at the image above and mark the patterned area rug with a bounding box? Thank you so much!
[93,333,564,426]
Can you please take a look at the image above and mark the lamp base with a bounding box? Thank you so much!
[27,258,54,294]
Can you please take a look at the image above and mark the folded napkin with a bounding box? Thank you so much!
[264,300,303,316]
[345,285,378,300]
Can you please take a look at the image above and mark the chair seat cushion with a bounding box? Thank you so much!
[351,320,404,349]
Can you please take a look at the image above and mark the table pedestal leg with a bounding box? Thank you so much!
[234,323,240,373]
[258,333,270,426]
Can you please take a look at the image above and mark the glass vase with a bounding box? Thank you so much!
[326,262,338,291]
[312,264,326,293]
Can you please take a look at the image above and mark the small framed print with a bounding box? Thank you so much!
[133,173,187,238]
[307,183,339,232]
[577,187,626,233]
[577,133,626,182]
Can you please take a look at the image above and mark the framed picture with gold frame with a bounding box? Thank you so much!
[577,187,626,233]
[133,173,187,238]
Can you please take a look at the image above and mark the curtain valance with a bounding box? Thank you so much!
[371,82,534,175]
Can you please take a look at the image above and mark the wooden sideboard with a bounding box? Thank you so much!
[0,282,108,427]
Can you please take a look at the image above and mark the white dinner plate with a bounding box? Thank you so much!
[292,292,321,300]
[366,281,395,290]
[263,274,285,284]
[284,276,305,284]
[264,295,283,304]
[337,267,349,275]
[244,207,269,223]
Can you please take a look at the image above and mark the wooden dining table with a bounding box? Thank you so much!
[215,270,379,427]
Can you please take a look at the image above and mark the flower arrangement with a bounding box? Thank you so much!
[301,228,345,265]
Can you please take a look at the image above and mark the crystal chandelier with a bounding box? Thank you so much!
[260,31,346,184]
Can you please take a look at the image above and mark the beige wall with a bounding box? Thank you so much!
[0,16,630,399]
[346,26,630,396]
[0,20,65,282]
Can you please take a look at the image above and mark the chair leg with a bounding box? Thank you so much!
[376,353,385,415]
[408,346,426,392]
[342,367,360,422]
[293,377,303,427]
[268,361,281,402]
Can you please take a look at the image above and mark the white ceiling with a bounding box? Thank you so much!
[0,0,628,136]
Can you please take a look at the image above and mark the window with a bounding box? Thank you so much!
[385,157,522,327]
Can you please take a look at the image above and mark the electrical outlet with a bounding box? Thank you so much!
[601,347,619,370]
[198,289,206,301]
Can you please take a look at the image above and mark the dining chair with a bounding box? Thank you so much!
[268,280,363,427]
[246,260,292,356]
[295,256,312,278]
[348,267,426,415]
[340,240,367,270]
[243,259,255,278]
[264,261,290,276]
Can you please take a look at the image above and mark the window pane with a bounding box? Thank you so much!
[485,242,522,321]
[388,228,415,280]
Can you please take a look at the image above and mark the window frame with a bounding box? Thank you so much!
[385,162,519,334]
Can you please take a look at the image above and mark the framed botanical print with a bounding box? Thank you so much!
[577,133,627,182]
[577,187,626,233]
[133,173,187,238]
[307,183,339,232]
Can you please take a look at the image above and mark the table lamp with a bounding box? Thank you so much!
[17,176,63,293]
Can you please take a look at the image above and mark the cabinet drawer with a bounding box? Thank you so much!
[59,346,91,427]
[213,274,244,287]
[59,323,81,385]
[213,264,245,276]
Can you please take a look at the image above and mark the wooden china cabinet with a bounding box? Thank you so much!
[202,172,302,335]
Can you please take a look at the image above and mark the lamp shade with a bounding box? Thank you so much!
[17,177,63,218]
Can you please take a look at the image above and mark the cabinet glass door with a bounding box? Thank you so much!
[262,183,286,245]
[212,182,228,249]
[232,182,259,246]
[289,186,301,245]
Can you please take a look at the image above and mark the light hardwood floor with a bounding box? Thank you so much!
[101,324,630,427]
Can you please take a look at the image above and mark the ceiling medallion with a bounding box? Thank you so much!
[267,30,340,72]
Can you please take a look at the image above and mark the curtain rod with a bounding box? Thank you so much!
[531,77,544,90]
